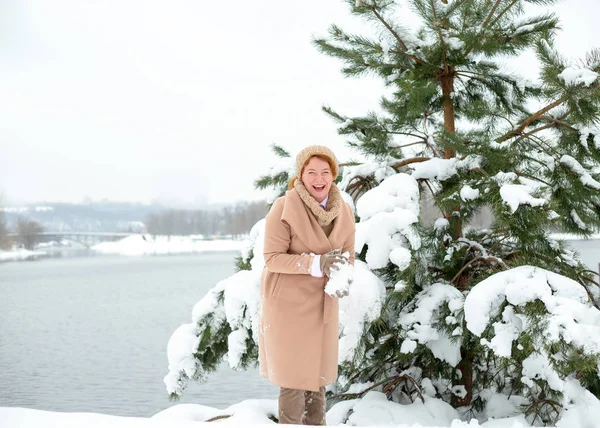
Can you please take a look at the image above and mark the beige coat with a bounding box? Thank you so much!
[258,187,355,392]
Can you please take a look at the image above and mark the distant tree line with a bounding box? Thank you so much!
[145,201,268,239]
[0,212,44,250]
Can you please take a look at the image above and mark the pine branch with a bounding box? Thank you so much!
[463,0,519,58]
[391,157,430,169]
[489,0,519,28]
[387,131,427,138]
[206,415,232,422]
[366,5,426,66]
[336,373,425,403]
[451,256,507,285]
[516,172,552,187]
[429,0,448,70]
[482,0,503,28]
[370,7,408,51]
[498,98,566,142]
[538,116,576,131]
[394,139,428,149]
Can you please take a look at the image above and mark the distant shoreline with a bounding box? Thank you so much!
[1,233,597,264]
[0,235,247,263]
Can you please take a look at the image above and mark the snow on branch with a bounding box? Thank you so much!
[465,265,600,360]
[557,66,599,87]
[560,155,600,190]
[577,125,600,150]
[356,173,420,221]
[409,155,484,181]
[164,222,267,397]
[398,283,465,367]
[338,261,386,364]
[339,161,397,194]
[355,174,421,270]
[499,184,547,213]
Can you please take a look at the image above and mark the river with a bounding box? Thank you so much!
[0,241,598,417]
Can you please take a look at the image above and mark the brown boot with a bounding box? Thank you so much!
[278,387,305,424]
[304,387,326,426]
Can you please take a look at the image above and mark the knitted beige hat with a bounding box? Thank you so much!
[295,145,339,179]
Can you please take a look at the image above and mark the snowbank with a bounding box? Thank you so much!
[0,248,46,262]
[0,400,540,428]
[92,235,244,256]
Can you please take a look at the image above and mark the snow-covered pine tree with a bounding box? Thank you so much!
[164,1,600,425]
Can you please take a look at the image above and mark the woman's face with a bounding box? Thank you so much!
[301,156,333,203]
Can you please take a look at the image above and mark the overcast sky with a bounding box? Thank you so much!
[1,1,598,207]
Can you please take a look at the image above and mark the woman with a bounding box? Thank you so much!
[258,145,356,425]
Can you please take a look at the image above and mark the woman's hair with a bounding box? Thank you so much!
[287,155,335,190]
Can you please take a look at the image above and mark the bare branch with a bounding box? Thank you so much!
[391,157,430,169]
[482,0,503,28]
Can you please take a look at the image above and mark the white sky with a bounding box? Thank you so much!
[0,0,598,206]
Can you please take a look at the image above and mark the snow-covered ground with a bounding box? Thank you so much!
[92,234,245,256]
[0,396,540,428]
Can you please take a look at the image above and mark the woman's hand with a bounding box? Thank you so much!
[319,250,348,278]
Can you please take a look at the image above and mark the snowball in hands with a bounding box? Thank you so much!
[324,252,353,298]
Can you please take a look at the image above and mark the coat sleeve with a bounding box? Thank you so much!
[263,197,313,275]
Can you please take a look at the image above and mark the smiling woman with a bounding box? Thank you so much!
[259,145,355,425]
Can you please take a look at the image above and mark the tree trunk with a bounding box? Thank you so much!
[437,66,463,240]
[438,65,472,407]
[452,351,474,407]
[439,66,456,158]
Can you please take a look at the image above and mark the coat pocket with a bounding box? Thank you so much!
[273,275,309,303]
[271,273,283,298]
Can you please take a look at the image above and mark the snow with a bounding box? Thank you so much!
[499,184,546,213]
[355,207,420,269]
[464,265,600,371]
[549,232,600,241]
[389,246,412,271]
[355,173,420,222]
[445,36,464,51]
[577,126,600,150]
[460,185,480,202]
[227,328,250,369]
[0,403,568,427]
[570,209,590,231]
[512,23,536,35]
[479,390,528,420]
[0,248,46,261]
[165,267,262,395]
[324,252,354,297]
[164,323,202,395]
[560,155,600,190]
[556,379,600,428]
[327,399,360,425]
[557,66,599,87]
[399,283,464,367]
[92,234,244,256]
[434,217,450,232]
[347,391,459,427]
[0,205,54,213]
[339,162,396,193]
[521,352,564,391]
[355,174,421,270]
[410,155,484,181]
[492,172,518,185]
[338,261,386,364]
[340,189,356,214]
